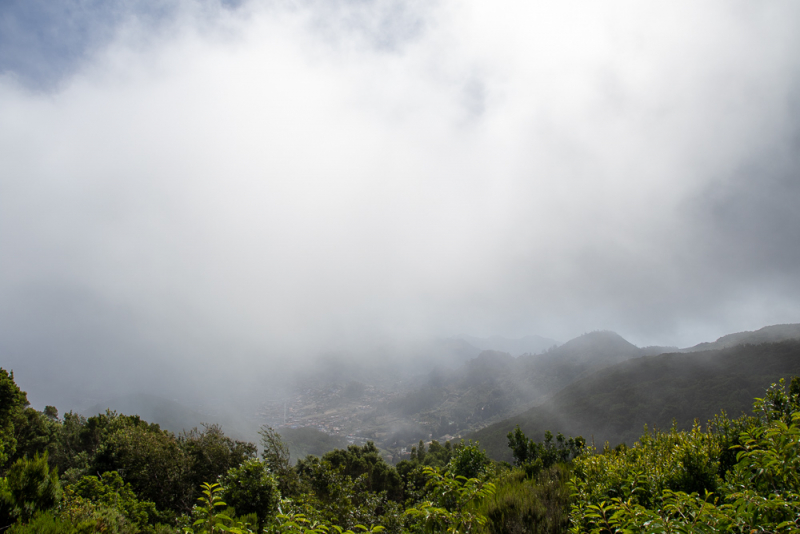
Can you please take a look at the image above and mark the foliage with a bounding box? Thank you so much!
[447,441,490,480]
[181,424,257,502]
[261,426,292,473]
[0,452,61,526]
[5,510,77,534]
[5,359,800,534]
[0,368,29,469]
[266,503,386,534]
[188,482,236,534]
[410,440,453,468]
[50,410,92,483]
[93,419,190,512]
[261,426,302,497]
[69,470,159,529]
[471,466,572,534]
[404,466,495,533]
[313,442,402,501]
[569,378,800,534]
[222,458,280,532]
[507,427,585,478]
[57,489,144,534]
[753,376,800,424]
[9,407,60,466]
[278,427,351,465]
[294,456,399,531]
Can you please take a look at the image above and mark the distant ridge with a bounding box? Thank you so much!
[456,334,559,356]
[534,330,639,365]
[682,323,800,352]
[470,339,800,462]
[386,330,653,442]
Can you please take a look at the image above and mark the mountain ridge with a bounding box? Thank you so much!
[469,337,800,461]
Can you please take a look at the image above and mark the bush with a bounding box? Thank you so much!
[222,459,280,532]
[569,378,800,534]
[473,466,572,534]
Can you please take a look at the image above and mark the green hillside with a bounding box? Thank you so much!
[384,331,650,439]
[682,323,800,352]
[471,339,800,461]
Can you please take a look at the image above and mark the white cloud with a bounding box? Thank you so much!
[2,0,800,397]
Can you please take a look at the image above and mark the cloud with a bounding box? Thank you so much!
[2,0,800,405]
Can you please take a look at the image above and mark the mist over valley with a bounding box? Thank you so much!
[2,4,800,531]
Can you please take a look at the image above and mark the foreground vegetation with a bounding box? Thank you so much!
[1,367,799,533]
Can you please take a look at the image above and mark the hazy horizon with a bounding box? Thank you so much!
[2,0,800,410]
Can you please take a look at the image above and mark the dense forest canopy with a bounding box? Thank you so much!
[2,356,800,532]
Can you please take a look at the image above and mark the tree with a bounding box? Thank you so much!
[447,441,489,480]
[68,470,157,529]
[49,411,90,483]
[318,442,402,500]
[259,426,299,496]
[0,369,29,468]
[92,422,189,512]
[221,459,279,532]
[0,452,61,526]
[507,426,585,476]
[181,424,256,500]
[259,425,291,473]
[10,407,59,465]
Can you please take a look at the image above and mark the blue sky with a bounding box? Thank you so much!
[0,0,177,88]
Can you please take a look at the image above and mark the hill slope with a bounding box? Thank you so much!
[471,339,800,461]
[383,331,655,440]
[682,323,800,352]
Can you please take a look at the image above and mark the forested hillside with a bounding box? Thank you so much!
[471,339,800,461]
[681,323,800,352]
[2,366,800,533]
[381,331,659,443]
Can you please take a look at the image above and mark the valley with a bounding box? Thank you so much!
[83,324,800,464]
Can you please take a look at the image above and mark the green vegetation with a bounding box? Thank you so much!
[2,360,800,532]
[569,377,800,533]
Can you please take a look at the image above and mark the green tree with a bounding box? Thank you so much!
[221,458,280,532]
[181,424,256,501]
[69,470,158,529]
[260,426,300,496]
[754,376,800,424]
[0,369,29,468]
[317,442,402,500]
[92,421,189,512]
[507,427,584,476]
[9,407,60,465]
[0,452,61,526]
[421,440,452,468]
[293,455,398,531]
[49,411,91,483]
[447,441,489,480]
